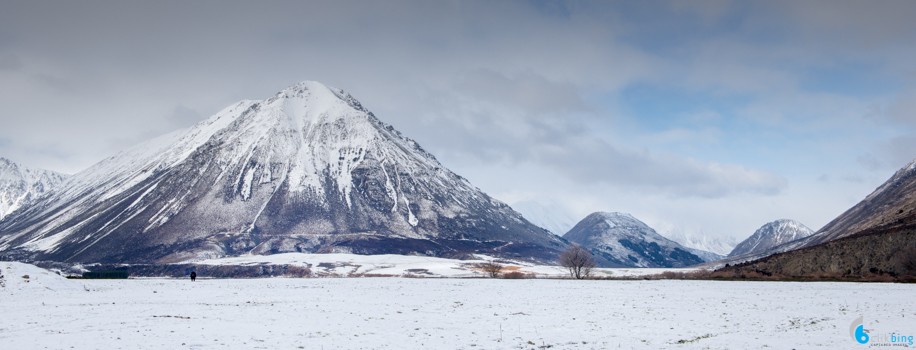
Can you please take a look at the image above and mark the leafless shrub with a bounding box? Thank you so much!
[477,262,504,278]
[501,271,530,279]
[559,244,596,279]
[660,271,695,279]
[283,265,312,277]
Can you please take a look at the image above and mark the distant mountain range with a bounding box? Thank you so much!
[661,230,737,257]
[0,81,566,264]
[510,199,579,236]
[0,158,66,220]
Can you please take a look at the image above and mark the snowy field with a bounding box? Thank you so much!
[2,262,915,349]
[192,253,693,278]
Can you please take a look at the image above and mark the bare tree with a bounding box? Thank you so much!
[559,244,595,279]
[478,262,504,278]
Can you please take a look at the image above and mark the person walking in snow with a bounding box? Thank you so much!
[190,271,197,282]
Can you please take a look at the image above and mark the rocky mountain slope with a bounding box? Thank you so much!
[716,225,915,280]
[717,160,916,280]
[0,158,67,220]
[0,81,566,264]
[563,212,705,268]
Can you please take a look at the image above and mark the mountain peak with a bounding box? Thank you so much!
[277,80,338,98]
[590,211,636,221]
[584,212,652,232]
[270,80,342,104]
[0,157,25,175]
[728,219,813,257]
[260,81,373,129]
[0,159,67,220]
[905,158,916,172]
[564,212,705,268]
[0,82,565,264]
[893,158,916,180]
[767,218,807,229]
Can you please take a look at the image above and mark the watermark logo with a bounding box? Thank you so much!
[850,316,914,347]
[851,316,870,344]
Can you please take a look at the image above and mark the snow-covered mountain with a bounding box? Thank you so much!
[660,230,737,257]
[0,158,67,220]
[728,219,813,258]
[0,81,566,264]
[510,199,578,236]
[563,212,705,268]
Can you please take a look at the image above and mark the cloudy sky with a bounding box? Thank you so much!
[1,1,914,243]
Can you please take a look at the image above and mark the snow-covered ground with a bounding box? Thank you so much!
[192,252,694,278]
[2,262,914,349]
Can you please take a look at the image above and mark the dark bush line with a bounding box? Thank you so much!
[635,269,916,283]
[58,263,313,278]
[79,270,129,279]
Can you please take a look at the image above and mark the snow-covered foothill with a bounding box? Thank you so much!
[0,261,85,293]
